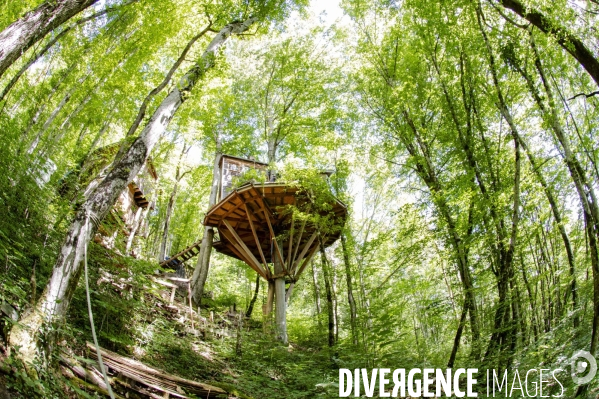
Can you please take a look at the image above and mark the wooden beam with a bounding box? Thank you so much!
[256,195,286,272]
[219,229,267,280]
[287,216,294,270]
[294,242,320,281]
[243,202,271,279]
[291,230,318,274]
[291,219,306,270]
[223,220,268,279]
[285,282,295,304]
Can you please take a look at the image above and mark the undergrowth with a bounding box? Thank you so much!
[1,245,343,398]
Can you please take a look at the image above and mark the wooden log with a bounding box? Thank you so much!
[85,343,226,398]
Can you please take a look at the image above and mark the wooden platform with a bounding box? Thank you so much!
[203,183,347,282]
[160,239,203,269]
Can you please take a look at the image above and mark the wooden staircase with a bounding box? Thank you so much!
[159,239,202,269]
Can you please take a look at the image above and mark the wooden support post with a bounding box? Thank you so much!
[287,216,294,269]
[187,281,194,331]
[285,282,295,305]
[274,249,288,345]
[169,287,176,305]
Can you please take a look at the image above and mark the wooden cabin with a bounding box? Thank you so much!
[218,155,269,202]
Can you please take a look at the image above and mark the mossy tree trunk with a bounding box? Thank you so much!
[9,17,257,365]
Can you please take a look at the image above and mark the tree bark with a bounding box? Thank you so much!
[9,17,257,364]
[477,9,522,363]
[320,247,335,347]
[0,0,99,79]
[311,260,322,324]
[0,1,138,103]
[159,146,188,262]
[447,297,468,368]
[190,145,222,304]
[245,274,260,317]
[495,0,599,88]
[341,233,358,345]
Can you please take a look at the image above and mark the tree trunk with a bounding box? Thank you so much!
[159,181,178,262]
[341,234,358,345]
[495,0,599,88]
[447,297,468,368]
[159,147,188,262]
[311,260,322,324]
[0,0,99,79]
[125,206,143,254]
[0,1,136,103]
[245,274,260,318]
[528,33,599,352]
[320,247,335,347]
[9,17,257,364]
[190,146,222,304]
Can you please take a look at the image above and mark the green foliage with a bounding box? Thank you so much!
[230,167,268,190]
[277,164,343,236]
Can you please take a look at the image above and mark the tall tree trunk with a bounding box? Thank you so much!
[159,145,189,262]
[0,0,100,79]
[125,206,145,254]
[476,9,522,364]
[511,34,585,329]
[159,181,178,262]
[0,1,136,103]
[9,17,257,364]
[246,274,260,318]
[311,260,322,325]
[191,143,222,304]
[320,247,335,347]
[495,0,599,88]
[447,297,468,368]
[401,109,481,358]
[527,33,599,352]
[341,234,358,345]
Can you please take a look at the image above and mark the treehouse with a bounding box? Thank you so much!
[203,155,348,344]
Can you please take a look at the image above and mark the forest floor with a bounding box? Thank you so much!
[0,244,341,399]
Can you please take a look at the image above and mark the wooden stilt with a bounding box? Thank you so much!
[187,281,194,331]
[285,282,295,304]
[291,231,318,274]
[169,287,176,305]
